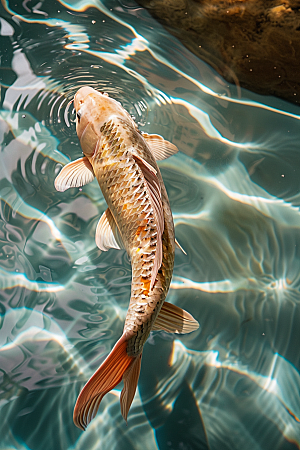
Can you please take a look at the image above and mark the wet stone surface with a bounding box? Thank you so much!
[136,0,300,104]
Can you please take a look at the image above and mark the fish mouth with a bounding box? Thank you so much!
[74,86,96,110]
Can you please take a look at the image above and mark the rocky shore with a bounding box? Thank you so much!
[137,0,300,104]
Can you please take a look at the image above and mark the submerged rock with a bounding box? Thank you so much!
[137,0,300,104]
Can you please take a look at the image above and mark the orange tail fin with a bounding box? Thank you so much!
[73,334,142,430]
[121,353,142,422]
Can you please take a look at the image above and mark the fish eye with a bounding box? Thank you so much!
[77,111,81,122]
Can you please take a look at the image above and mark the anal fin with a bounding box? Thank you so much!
[152,302,199,334]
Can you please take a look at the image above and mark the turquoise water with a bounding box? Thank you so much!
[1,1,300,449]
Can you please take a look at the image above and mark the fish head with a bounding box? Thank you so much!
[74,86,133,157]
[74,87,106,157]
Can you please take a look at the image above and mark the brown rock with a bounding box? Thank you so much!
[137,0,300,104]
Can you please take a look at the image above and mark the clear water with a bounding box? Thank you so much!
[1,1,300,449]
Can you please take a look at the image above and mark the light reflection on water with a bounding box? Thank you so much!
[0,0,300,449]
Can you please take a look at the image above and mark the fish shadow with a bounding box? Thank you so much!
[140,335,210,450]
[155,381,210,450]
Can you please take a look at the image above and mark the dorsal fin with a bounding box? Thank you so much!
[132,153,164,289]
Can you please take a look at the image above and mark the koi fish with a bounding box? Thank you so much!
[55,87,199,430]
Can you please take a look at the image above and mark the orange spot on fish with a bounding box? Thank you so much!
[136,225,144,236]
[141,277,151,296]
[136,219,148,238]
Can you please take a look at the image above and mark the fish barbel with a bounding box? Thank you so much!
[55,86,199,430]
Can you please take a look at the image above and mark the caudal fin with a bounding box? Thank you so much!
[121,353,142,421]
[73,334,142,430]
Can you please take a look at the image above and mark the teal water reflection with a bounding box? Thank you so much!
[0,1,300,449]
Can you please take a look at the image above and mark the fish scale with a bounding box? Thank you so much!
[91,120,174,356]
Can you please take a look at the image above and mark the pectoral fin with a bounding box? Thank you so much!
[142,133,178,160]
[153,302,199,334]
[55,156,95,192]
[96,208,124,251]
